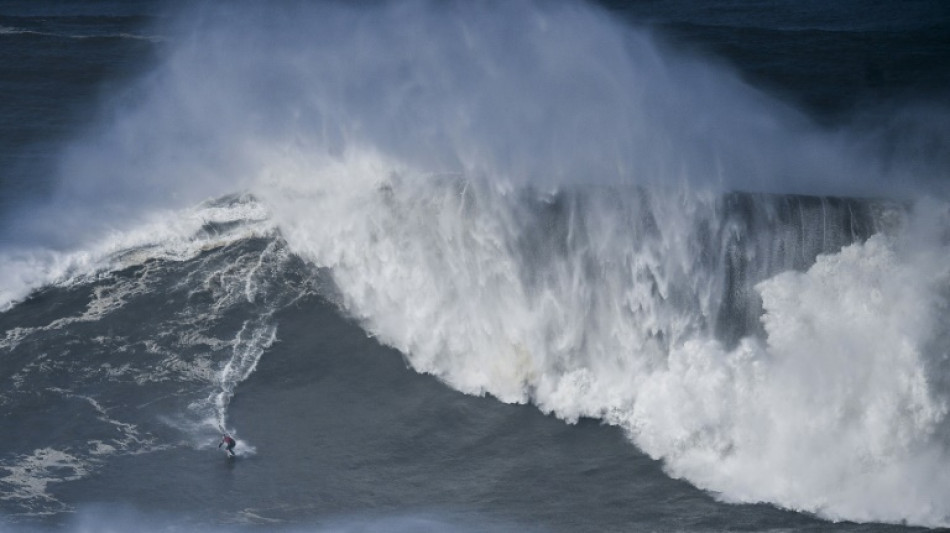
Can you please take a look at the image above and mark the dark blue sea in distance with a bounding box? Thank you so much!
[1,0,949,531]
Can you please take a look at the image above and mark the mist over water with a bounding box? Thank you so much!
[3,0,950,527]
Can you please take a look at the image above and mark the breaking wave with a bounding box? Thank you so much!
[2,0,949,526]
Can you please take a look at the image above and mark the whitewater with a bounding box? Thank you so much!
[2,0,950,528]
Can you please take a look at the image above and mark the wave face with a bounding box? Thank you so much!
[3,0,950,527]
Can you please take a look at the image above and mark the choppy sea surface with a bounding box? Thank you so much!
[1,1,949,531]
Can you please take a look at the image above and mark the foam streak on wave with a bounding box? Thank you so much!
[204,318,276,439]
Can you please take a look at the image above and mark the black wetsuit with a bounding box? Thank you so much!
[220,436,236,456]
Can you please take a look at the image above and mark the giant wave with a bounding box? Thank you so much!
[2,0,950,526]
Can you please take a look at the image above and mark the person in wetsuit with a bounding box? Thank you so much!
[219,434,236,457]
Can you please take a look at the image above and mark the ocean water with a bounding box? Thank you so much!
[1,0,949,531]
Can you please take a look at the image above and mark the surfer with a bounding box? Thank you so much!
[218,433,236,457]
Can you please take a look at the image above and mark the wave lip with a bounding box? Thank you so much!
[0,194,273,312]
